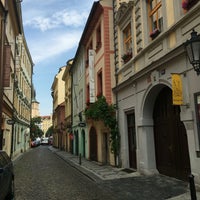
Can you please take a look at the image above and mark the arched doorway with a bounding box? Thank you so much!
[89,127,97,161]
[153,87,191,181]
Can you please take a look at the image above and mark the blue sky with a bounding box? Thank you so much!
[21,0,95,116]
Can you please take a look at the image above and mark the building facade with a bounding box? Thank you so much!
[113,0,200,184]
[0,0,33,158]
[71,46,86,157]
[70,0,116,165]
[62,59,72,152]
[12,32,33,158]
[51,66,65,148]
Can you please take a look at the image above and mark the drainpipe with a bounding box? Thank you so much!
[0,2,8,149]
[69,61,73,154]
[112,0,120,167]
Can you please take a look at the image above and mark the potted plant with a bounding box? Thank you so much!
[122,51,132,63]
[84,95,120,166]
[182,0,198,11]
[182,0,189,9]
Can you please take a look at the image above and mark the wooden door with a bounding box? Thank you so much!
[127,112,137,169]
[82,130,85,158]
[153,87,191,181]
[89,127,97,161]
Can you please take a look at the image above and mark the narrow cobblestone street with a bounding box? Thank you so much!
[13,146,193,200]
[14,146,116,200]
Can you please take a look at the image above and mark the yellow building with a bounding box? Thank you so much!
[62,59,73,152]
[51,66,65,148]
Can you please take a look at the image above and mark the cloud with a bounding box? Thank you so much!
[21,0,95,116]
[26,30,81,64]
[24,9,88,32]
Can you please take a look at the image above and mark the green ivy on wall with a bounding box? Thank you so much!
[84,95,120,159]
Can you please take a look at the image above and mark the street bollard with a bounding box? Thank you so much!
[79,153,82,165]
[188,174,197,200]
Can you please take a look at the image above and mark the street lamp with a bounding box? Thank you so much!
[184,29,200,75]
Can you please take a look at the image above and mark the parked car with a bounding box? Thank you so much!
[48,136,53,145]
[0,151,14,200]
[31,138,41,148]
[31,140,37,148]
[41,137,49,145]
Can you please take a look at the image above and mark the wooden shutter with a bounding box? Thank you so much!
[3,45,11,87]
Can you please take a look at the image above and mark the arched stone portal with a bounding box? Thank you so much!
[141,84,191,181]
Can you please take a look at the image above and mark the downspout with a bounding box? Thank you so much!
[69,62,73,154]
[10,35,18,159]
[112,0,120,167]
[0,2,8,149]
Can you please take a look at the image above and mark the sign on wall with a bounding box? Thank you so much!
[171,73,183,105]
[89,49,95,103]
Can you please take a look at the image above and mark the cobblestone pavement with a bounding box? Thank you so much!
[13,146,200,200]
[14,146,115,200]
[49,146,200,200]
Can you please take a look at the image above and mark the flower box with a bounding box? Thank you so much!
[182,0,198,11]
[122,52,132,63]
[149,28,160,39]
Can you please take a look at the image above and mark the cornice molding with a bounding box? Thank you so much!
[115,1,134,25]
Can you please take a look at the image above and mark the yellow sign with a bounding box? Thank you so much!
[171,74,183,105]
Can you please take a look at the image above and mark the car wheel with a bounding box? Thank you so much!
[5,178,15,200]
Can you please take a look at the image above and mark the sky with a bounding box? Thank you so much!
[21,0,95,116]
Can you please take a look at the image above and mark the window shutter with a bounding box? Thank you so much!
[3,45,11,87]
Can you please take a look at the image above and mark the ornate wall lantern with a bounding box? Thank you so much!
[184,29,200,75]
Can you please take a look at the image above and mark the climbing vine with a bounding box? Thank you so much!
[84,95,120,160]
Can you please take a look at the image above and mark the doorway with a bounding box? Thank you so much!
[81,130,85,158]
[89,127,97,161]
[127,112,137,169]
[153,87,191,181]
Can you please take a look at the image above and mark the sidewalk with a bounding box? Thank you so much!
[49,146,140,181]
[49,146,200,200]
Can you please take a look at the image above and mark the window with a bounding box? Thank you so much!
[194,92,200,149]
[122,23,132,63]
[86,42,93,67]
[3,45,11,87]
[97,70,103,97]
[86,84,90,105]
[79,89,83,111]
[148,0,163,39]
[123,23,132,54]
[96,25,102,50]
